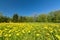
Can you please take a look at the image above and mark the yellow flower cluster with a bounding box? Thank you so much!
[0,23,60,40]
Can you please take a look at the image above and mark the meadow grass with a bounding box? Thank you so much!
[0,23,60,40]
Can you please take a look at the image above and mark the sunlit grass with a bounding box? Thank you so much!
[0,23,60,40]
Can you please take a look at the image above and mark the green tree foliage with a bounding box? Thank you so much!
[0,16,10,23]
[37,14,48,22]
[0,10,60,23]
[48,10,60,23]
[12,13,19,22]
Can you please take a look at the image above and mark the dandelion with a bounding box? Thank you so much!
[0,30,3,37]
[28,30,30,33]
[5,28,8,30]
[16,33,20,36]
[22,30,25,33]
[36,33,40,36]
[4,34,8,37]
[58,29,60,32]
[8,34,11,37]
[46,33,50,36]
[49,28,53,33]
[9,30,12,33]
[44,26,48,29]
[55,35,60,40]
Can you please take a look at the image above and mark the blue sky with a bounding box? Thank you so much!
[0,0,60,17]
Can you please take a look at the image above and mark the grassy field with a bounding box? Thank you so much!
[0,23,60,40]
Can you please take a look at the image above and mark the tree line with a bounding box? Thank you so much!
[0,10,60,23]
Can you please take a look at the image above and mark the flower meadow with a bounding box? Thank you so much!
[0,23,60,40]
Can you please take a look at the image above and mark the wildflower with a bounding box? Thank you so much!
[5,28,8,30]
[55,35,60,40]
[22,30,25,33]
[58,29,60,32]
[9,30,12,33]
[28,31,30,33]
[46,33,50,36]
[16,33,20,36]
[36,33,40,36]
[49,28,53,32]
[0,30,3,37]
[4,34,8,37]
[44,27,48,29]
[8,34,11,37]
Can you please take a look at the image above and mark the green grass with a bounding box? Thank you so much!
[0,23,60,40]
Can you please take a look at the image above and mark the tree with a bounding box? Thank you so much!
[37,14,48,22]
[48,10,60,23]
[12,13,19,22]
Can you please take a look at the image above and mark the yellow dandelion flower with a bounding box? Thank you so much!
[58,29,60,32]
[36,34,40,36]
[22,30,25,33]
[49,28,53,32]
[16,33,19,36]
[55,35,60,40]
[8,34,11,37]
[0,30,3,37]
[9,30,12,33]
[28,30,30,33]
[46,33,50,36]
[44,27,48,29]
[4,34,8,37]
